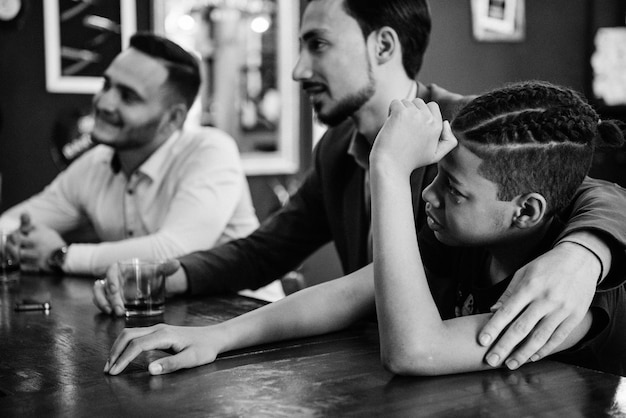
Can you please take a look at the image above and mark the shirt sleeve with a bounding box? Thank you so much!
[0,152,94,232]
[552,285,626,375]
[64,130,258,276]
[556,177,626,290]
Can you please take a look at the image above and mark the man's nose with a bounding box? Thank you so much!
[292,54,313,82]
[93,88,117,112]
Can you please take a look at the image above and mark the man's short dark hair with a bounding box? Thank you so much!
[307,0,431,79]
[129,33,201,109]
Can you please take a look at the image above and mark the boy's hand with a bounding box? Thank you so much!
[104,324,222,375]
[371,99,457,175]
[478,242,597,369]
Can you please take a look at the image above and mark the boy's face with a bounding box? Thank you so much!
[292,0,376,126]
[421,141,518,247]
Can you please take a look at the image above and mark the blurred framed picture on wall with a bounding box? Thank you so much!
[153,0,300,175]
[471,0,525,42]
[44,0,136,93]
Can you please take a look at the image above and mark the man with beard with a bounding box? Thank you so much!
[95,0,626,369]
[0,33,258,277]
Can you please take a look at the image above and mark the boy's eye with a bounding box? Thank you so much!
[446,179,462,197]
[448,186,461,196]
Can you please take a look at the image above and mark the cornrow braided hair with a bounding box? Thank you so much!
[451,80,625,215]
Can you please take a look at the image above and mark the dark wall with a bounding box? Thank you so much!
[420,0,626,186]
[422,0,625,97]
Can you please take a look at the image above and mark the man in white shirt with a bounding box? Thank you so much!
[0,33,258,276]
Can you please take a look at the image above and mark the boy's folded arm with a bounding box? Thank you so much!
[383,309,594,376]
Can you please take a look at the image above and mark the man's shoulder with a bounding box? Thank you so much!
[177,126,240,155]
[67,144,113,170]
[421,83,476,120]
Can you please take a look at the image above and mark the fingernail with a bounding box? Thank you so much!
[506,359,519,370]
[115,306,125,316]
[109,364,119,375]
[530,354,539,362]
[103,360,110,372]
[479,334,492,346]
[149,363,163,375]
[104,306,111,315]
[486,353,500,367]
[490,302,502,312]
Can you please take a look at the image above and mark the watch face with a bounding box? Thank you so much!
[0,0,21,21]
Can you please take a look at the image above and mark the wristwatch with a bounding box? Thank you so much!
[48,246,68,273]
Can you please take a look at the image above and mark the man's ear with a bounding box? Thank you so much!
[511,193,547,228]
[169,103,188,128]
[156,102,187,140]
[370,26,399,64]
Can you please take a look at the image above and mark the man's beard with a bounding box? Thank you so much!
[91,115,163,151]
[314,74,376,127]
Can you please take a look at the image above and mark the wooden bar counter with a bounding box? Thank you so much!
[1,273,625,417]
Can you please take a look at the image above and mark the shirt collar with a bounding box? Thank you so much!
[108,130,181,179]
[348,82,420,170]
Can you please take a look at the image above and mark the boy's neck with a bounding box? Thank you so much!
[486,218,555,285]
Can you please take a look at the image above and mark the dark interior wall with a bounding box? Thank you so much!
[421,0,626,187]
[423,0,606,96]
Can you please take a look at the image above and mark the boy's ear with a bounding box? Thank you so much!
[511,193,547,228]
[370,26,398,64]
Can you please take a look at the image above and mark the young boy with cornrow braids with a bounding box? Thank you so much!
[104,81,626,378]
[371,80,626,376]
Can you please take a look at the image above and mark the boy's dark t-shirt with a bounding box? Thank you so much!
[419,222,626,376]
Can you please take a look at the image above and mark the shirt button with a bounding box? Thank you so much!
[128,231,134,237]
[127,189,133,195]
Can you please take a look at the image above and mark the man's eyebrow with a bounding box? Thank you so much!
[301,28,329,42]
[104,75,143,100]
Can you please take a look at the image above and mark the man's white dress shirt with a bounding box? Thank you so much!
[0,126,259,276]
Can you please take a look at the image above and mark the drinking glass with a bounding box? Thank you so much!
[118,258,166,317]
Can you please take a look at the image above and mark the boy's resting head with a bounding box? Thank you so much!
[451,80,625,215]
